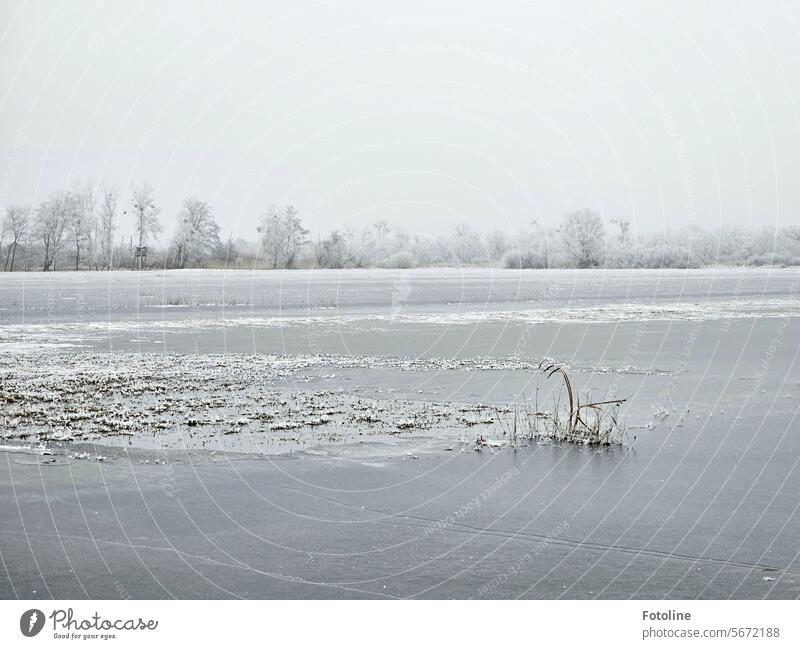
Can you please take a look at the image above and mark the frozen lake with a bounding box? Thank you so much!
[1,267,799,327]
[1,267,799,598]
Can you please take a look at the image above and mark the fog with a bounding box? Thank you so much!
[2,0,799,241]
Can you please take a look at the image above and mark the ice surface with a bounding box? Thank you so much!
[1,268,798,598]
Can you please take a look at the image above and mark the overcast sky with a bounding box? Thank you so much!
[2,0,799,241]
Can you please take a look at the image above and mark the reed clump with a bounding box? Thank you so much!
[493,362,627,447]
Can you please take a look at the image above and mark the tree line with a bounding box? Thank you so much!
[0,182,227,272]
[3,184,799,271]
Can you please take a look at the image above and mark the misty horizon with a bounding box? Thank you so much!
[3,0,800,242]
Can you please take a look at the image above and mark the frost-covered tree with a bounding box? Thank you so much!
[314,229,349,268]
[486,228,511,261]
[70,181,96,270]
[337,221,412,268]
[609,217,630,244]
[2,205,29,271]
[128,182,161,250]
[35,191,70,271]
[171,197,221,268]
[257,203,283,268]
[256,204,308,268]
[98,182,118,270]
[282,205,308,269]
[373,220,390,243]
[219,235,239,265]
[502,221,555,269]
[451,223,486,264]
[561,209,605,268]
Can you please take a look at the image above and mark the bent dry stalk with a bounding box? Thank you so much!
[493,363,627,447]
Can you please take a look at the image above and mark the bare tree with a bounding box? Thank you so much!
[2,205,30,271]
[35,191,70,271]
[171,197,221,268]
[610,217,631,244]
[126,182,161,267]
[486,228,510,261]
[529,219,554,269]
[98,182,118,270]
[219,235,239,265]
[372,220,389,243]
[70,181,96,270]
[314,229,348,268]
[282,205,308,269]
[257,204,284,268]
[452,223,485,264]
[561,209,606,268]
[255,204,309,269]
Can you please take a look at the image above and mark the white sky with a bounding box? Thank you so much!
[2,0,799,241]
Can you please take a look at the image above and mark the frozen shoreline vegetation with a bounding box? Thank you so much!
[0,352,635,460]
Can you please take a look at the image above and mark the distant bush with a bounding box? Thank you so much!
[381,250,417,269]
[750,253,800,267]
[747,253,774,267]
[502,249,548,269]
[635,245,700,269]
[502,249,526,269]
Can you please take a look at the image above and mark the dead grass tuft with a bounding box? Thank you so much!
[494,362,627,447]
